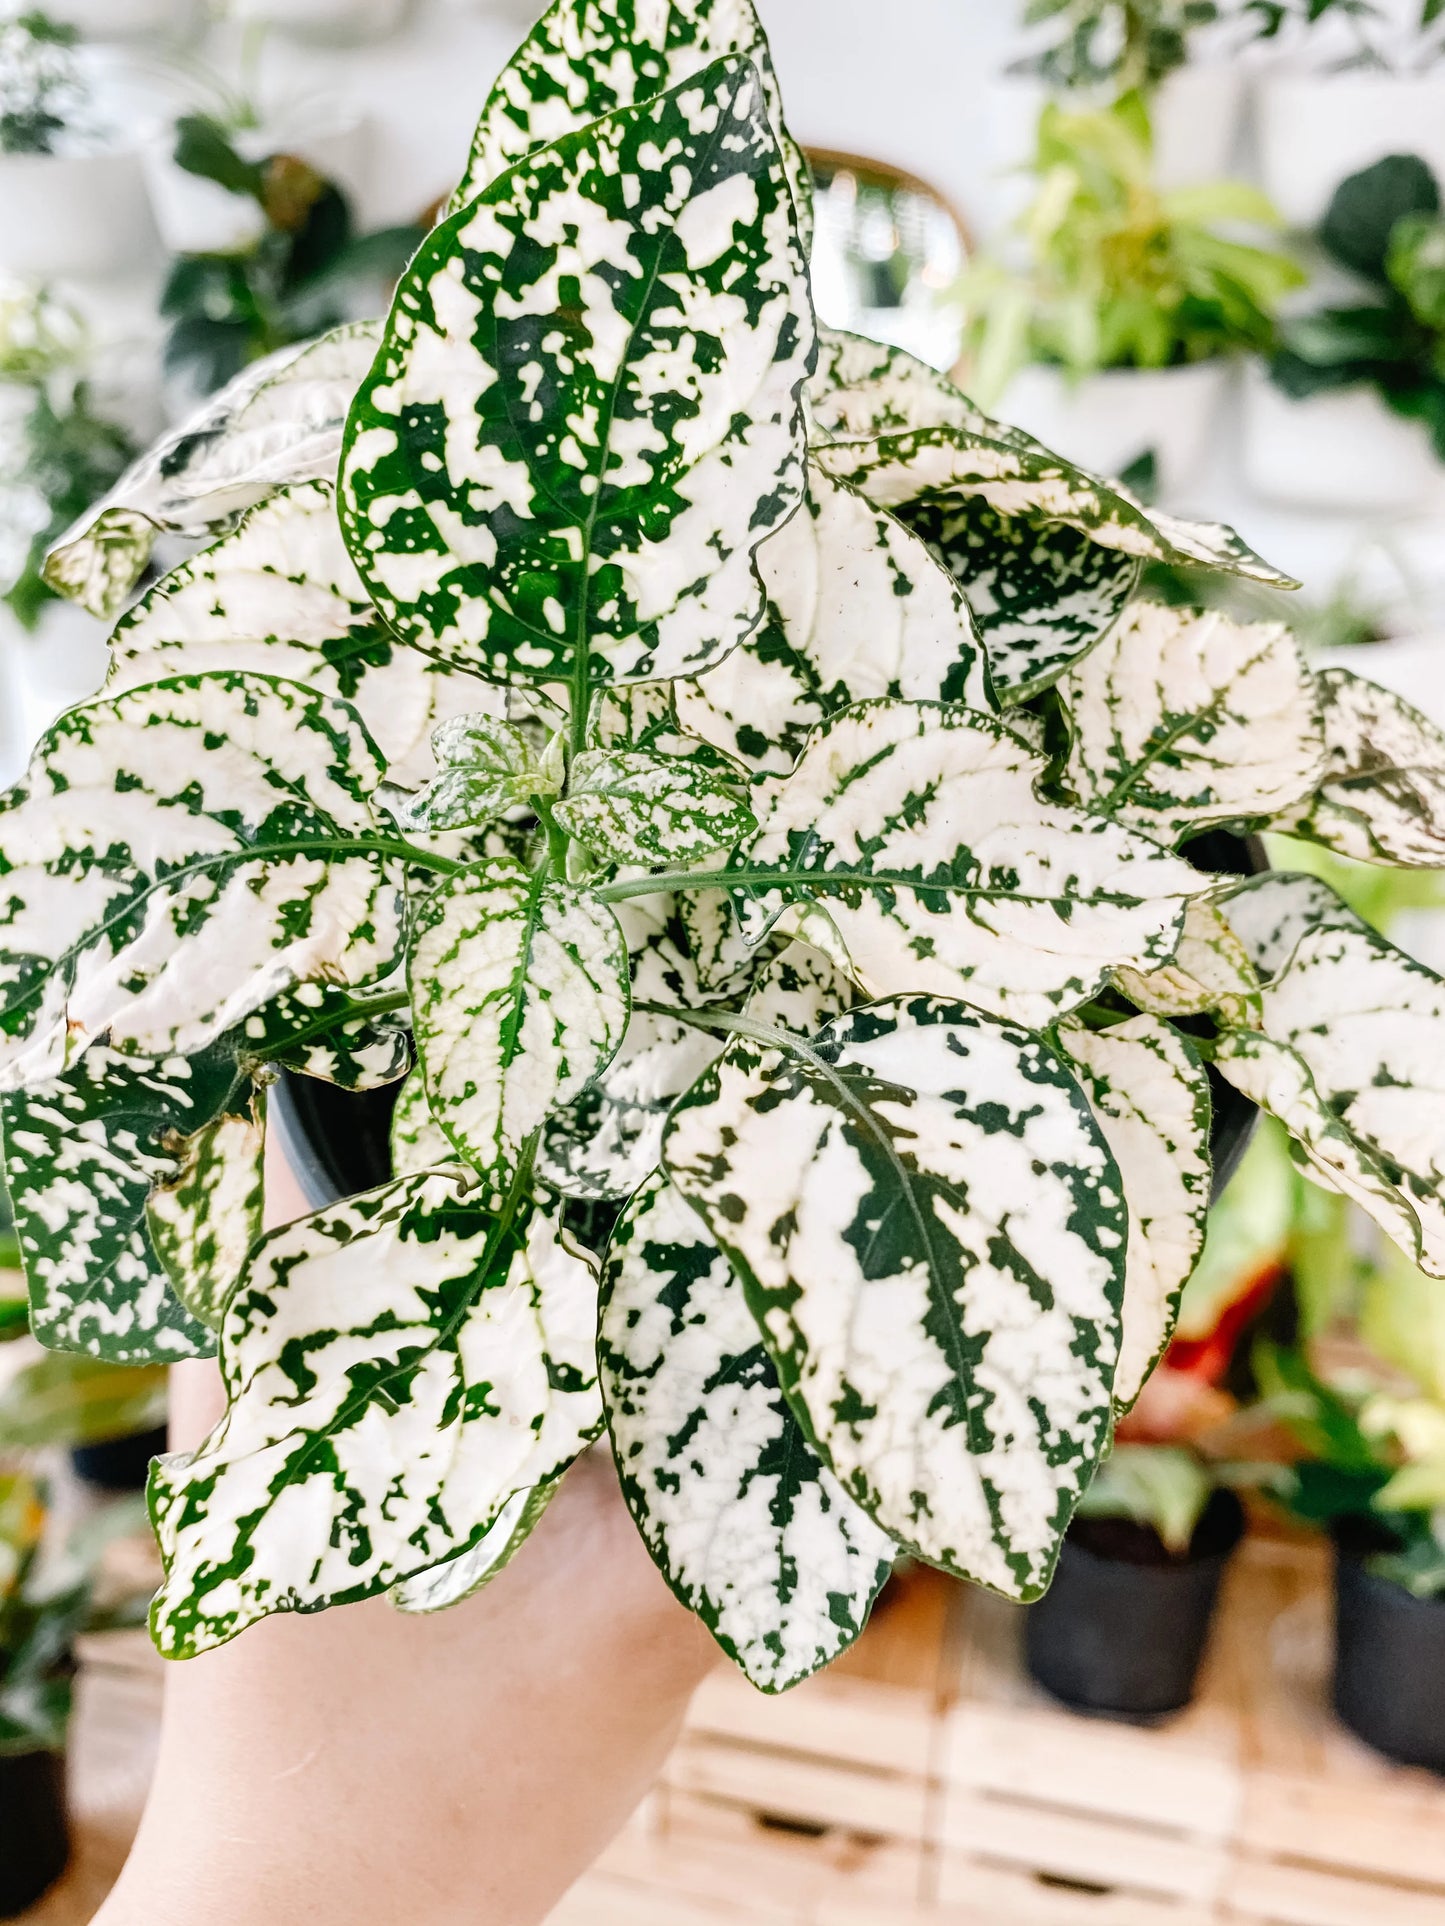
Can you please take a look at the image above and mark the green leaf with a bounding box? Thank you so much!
[147,1096,267,1332]
[453,0,812,249]
[733,699,1211,1028]
[408,861,630,1197]
[600,1171,894,1690]
[1272,667,1445,867]
[173,114,266,201]
[1076,1444,1213,1557]
[0,672,402,1091]
[341,58,813,692]
[664,996,1127,1597]
[1113,898,1263,1028]
[398,714,560,833]
[149,1169,602,1658]
[1061,603,1325,846]
[555,750,756,867]
[44,322,382,621]
[1320,154,1440,285]
[674,463,993,776]
[1,1046,240,1363]
[109,482,504,792]
[1056,1014,1211,1413]
[0,1353,168,1451]
[392,1479,559,1614]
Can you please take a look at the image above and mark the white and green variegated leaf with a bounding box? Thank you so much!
[390,1066,454,1177]
[1224,872,1357,983]
[555,751,756,868]
[807,329,1004,442]
[0,673,401,1092]
[664,997,1126,1597]
[108,482,505,792]
[747,941,856,1039]
[674,463,992,777]
[0,1047,244,1363]
[600,1172,894,1690]
[678,873,757,997]
[817,426,1297,585]
[1113,899,1263,1029]
[589,683,742,777]
[1061,604,1325,846]
[399,714,560,834]
[1272,668,1445,867]
[147,1098,267,1332]
[45,324,380,620]
[342,60,813,690]
[538,896,727,1200]
[149,1169,602,1658]
[392,1480,559,1614]
[1056,1015,1211,1412]
[454,0,812,248]
[894,494,1140,702]
[409,862,629,1197]
[245,982,411,1093]
[734,699,1210,1028]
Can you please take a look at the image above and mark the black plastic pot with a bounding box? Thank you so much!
[0,1748,69,1916]
[1334,1546,1445,1772]
[1025,1490,1245,1721]
[70,1423,169,1493]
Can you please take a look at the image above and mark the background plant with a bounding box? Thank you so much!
[0,10,90,157]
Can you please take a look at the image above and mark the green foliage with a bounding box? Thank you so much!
[958,97,1303,401]
[1076,1444,1215,1553]
[1015,2,1224,95]
[0,11,86,157]
[1273,155,1445,458]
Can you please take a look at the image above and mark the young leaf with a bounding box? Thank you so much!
[538,896,728,1201]
[149,1170,602,1658]
[734,699,1211,1027]
[1113,898,1263,1029]
[600,1172,894,1691]
[392,1481,559,1614]
[44,323,380,620]
[1272,666,1445,866]
[147,1099,267,1332]
[408,861,630,1197]
[0,673,402,1091]
[341,59,813,690]
[246,982,411,1092]
[1,1046,246,1363]
[108,482,503,791]
[555,751,757,867]
[1061,604,1325,845]
[398,714,557,834]
[674,463,993,777]
[664,997,1127,1597]
[454,0,812,248]
[1055,1014,1212,1412]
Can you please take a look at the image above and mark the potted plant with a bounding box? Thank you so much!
[0,0,1443,1710]
[0,11,159,281]
[1245,153,1445,510]
[958,93,1302,495]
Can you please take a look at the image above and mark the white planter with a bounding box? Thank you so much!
[231,0,412,42]
[0,143,159,281]
[143,110,369,257]
[1241,363,1443,513]
[42,0,207,40]
[997,360,1232,499]
[1256,73,1445,230]
[3,601,110,768]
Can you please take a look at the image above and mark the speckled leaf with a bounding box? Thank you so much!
[1056,1015,1211,1412]
[147,1099,267,1332]
[589,683,742,775]
[454,0,812,248]
[734,699,1210,1027]
[600,1171,894,1689]
[45,324,380,620]
[409,861,630,1197]
[149,1169,602,1658]
[390,1066,453,1177]
[747,941,857,1039]
[398,714,560,834]
[0,1047,240,1363]
[108,482,502,791]
[818,427,1295,585]
[342,60,813,691]
[248,982,411,1092]
[392,1480,559,1614]
[538,896,727,1200]
[1114,899,1263,1029]
[807,329,1002,441]
[0,673,401,1093]
[1273,667,1445,867]
[1224,872,1357,983]
[664,996,1126,1596]
[674,463,992,777]
[555,750,756,867]
[896,495,1140,702]
[1061,605,1324,846]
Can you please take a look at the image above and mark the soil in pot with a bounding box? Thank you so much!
[0,1749,69,1917]
[1025,1489,1245,1721]
[1334,1532,1445,1773]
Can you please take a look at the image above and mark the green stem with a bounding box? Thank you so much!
[534,797,572,882]
[632,999,800,1055]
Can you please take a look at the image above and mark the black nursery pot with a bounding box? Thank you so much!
[0,1748,69,1917]
[1025,1490,1245,1722]
[70,1424,169,1493]
[1334,1544,1445,1772]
